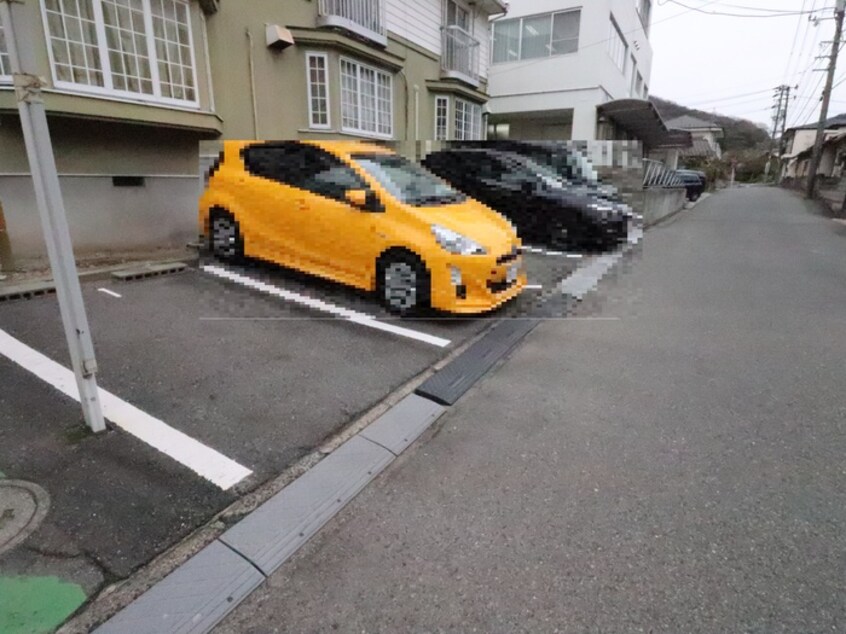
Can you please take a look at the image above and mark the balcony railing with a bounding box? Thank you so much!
[441,24,480,86]
[317,0,387,47]
[643,159,683,188]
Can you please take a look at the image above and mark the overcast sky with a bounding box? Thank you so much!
[649,0,846,131]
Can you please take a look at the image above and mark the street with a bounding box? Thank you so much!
[214,186,846,633]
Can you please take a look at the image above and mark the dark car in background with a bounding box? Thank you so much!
[676,169,706,201]
[448,139,625,204]
[422,147,631,251]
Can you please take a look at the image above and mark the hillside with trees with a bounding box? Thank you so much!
[650,96,771,182]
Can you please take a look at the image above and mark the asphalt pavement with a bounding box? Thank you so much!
[216,187,846,633]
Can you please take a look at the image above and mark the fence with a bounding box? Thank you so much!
[441,25,480,82]
[317,0,385,38]
[643,158,683,188]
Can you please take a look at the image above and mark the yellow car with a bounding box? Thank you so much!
[199,140,526,315]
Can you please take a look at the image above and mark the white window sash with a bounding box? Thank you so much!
[435,95,449,140]
[39,0,199,108]
[0,13,11,81]
[339,56,393,139]
[306,52,331,129]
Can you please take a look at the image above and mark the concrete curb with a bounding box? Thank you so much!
[0,255,198,302]
[86,235,644,634]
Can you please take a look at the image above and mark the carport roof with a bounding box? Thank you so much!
[597,99,693,149]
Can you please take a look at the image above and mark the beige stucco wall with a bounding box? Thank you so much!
[203,0,489,145]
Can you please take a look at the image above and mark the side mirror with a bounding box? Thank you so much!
[345,189,369,208]
[345,188,384,212]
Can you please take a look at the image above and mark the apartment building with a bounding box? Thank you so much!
[0,0,505,263]
[486,0,679,148]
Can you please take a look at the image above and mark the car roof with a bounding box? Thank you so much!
[224,140,395,159]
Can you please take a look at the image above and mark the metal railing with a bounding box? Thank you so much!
[441,24,480,83]
[317,0,386,42]
[643,159,683,188]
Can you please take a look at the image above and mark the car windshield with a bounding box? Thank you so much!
[513,156,572,189]
[353,153,466,206]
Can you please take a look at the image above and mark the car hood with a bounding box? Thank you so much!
[406,198,519,254]
[538,186,629,222]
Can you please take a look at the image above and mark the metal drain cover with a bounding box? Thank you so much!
[0,480,50,556]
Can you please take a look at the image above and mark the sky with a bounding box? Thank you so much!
[649,0,846,131]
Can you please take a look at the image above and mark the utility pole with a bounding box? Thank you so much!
[0,0,105,432]
[806,0,846,199]
[767,85,792,181]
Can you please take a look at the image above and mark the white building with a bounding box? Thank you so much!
[486,0,681,149]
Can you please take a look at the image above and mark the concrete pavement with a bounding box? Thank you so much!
[216,187,846,633]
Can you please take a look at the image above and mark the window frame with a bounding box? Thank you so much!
[339,56,393,139]
[306,51,331,130]
[454,97,482,141]
[0,12,11,82]
[434,95,449,141]
[607,15,627,74]
[38,0,200,108]
[492,9,581,65]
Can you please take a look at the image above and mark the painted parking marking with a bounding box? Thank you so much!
[200,264,451,348]
[97,288,122,298]
[522,245,585,259]
[0,328,252,490]
[525,284,543,290]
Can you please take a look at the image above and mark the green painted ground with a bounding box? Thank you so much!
[0,576,86,634]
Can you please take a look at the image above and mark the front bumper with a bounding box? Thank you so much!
[429,248,527,314]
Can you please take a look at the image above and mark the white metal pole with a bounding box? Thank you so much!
[1,0,105,432]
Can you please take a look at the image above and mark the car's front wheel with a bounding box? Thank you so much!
[377,251,431,316]
[208,209,244,261]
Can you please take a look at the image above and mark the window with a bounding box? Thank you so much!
[630,55,638,96]
[354,152,465,206]
[454,98,482,140]
[492,10,580,64]
[243,143,367,203]
[0,12,10,79]
[41,0,197,105]
[435,95,449,140]
[306,52,330,129]
[608,16,627,73]
[637,0,652,35]
[340,58,393,138]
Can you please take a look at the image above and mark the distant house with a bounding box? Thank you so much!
[779,114,846,180]
[664,115,724,160]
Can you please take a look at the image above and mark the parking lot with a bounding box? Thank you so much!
[0,244,590,579]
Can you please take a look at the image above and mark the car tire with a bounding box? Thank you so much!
[208,209,244,262]
[376,251,431,316]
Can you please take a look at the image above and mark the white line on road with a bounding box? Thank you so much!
[97,288,122,298]
[522,245,585,259]
[0,328,252,490]
[200,265,451,348]
[525,284,543,290]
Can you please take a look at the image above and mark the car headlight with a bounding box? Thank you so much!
[431,224,487,255]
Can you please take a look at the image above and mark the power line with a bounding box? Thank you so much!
[660,0,833,18]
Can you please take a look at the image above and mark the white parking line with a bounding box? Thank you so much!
[98,288,122,298]
[525,284,543,290]
[522,245,585,259]
[200,265,451,348]
[0,328,252,490]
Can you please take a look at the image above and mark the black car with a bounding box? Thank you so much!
[676,170,706,201]
[422,148,630,251]
[448,139,625,204]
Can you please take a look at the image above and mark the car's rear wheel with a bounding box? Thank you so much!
[209,209,244,261]
[377,251,430,316]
